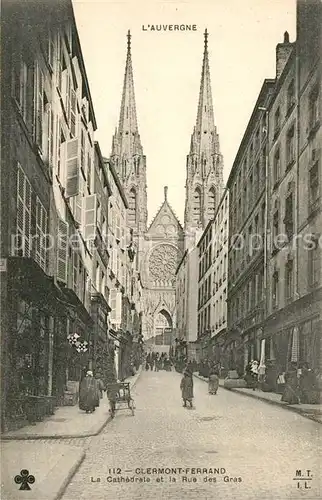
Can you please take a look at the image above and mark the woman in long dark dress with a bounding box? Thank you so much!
[180,370,194,407]
[299,363,318,404]
[281,362,299,404]
[79,371,98,413]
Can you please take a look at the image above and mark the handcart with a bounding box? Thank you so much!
[106,382,135,418]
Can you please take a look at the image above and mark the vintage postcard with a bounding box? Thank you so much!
[0,0,321,499]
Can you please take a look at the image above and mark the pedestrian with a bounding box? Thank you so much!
[180,369,194,408]
[298,362,318,404]
[208,365,219,395]
[281,362,299,404]
[95,372,105,399]
[79,370,97,413]
[250,360,259,391]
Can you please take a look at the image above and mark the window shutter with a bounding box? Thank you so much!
[35,197,47,271]
[70,88,77,137]
[36,65,44,148]
[57,218,68,283]
[65,138,80,197]
[84,194,97,240]
[72,250,79,295]
[24,178,32,257]
[115,291,122,326]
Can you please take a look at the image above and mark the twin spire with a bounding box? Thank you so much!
[112,28,220,172]
[111,30,142,165]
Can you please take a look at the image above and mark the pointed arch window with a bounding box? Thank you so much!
[208,187,216,219]
[128,188,137,225]
[192,187,202,224]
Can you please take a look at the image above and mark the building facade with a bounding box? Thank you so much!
[196,189,229,364]
[175,246,199,359]
[0,0,142,431]
[226,78,275,374]
[264,0,322,374]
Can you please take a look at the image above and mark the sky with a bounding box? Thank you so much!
[72,0,296,225]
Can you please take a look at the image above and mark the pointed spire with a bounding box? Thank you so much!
[195,28,215,143]
[164,186,168,201]
[116,29,142,158]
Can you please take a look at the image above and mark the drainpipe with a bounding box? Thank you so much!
[295,41,300,303]
[258,107,269,330]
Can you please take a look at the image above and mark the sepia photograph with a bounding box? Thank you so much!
[0,0,321,499]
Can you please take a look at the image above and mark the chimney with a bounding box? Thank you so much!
[276,31,293,79]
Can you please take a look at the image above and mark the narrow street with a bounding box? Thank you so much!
[63,370,321,500]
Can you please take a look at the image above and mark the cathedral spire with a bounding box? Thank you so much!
[194,28,216,152]
[112,30,142,163]
[109,29,148,236]
[184,29,224,251]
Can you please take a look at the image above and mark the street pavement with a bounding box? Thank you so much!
[63,369,321,500]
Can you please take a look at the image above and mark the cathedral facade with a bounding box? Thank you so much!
[109,30,223,340]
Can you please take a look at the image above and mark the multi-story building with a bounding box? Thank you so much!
[211,189,229,367]
[197,189,228,363]
[226,76,276,373]
[105,158,142,379]
[1,0,100,430]
[175,246,199,360]
[0,0,143,431]
[264,0,322,374]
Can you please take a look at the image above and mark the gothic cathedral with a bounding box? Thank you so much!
[109,30,223,340]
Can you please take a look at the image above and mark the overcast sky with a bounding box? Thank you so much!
[72,0,296,225]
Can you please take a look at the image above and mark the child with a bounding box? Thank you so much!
[180,369,194,408]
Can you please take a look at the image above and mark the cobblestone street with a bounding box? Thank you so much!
[63,370,321,500]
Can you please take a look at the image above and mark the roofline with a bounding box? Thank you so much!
[94,142,112,196]
[103,157,129,208]
[226,78,275,187]
[175,249,189,275]
[267,45,296,112]
[69,1,98,130]
[197,218,214,248]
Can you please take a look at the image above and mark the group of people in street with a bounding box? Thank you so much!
[243,359,320,405]
[144,352,172,372]
[281,361,320,405]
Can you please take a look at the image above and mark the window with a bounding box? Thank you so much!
[308,237,321,287]
[286,125,295,166]
[284,193,294,239]
[272,209,279,251]
[287,79,295,112]
[309,84,319,131]
[35,197,48,271]
[274,107,281,136]
[309,161,320,212]
[15,164,32,258]
[86,152,91,193]
[208,187,216,219]
[35,64,45,150]
[12,57,35,131]
[272,270,279,309]
[285,259,293,302]
[273,147,280,185]
[193,188,201,224]
[80,129,86,173]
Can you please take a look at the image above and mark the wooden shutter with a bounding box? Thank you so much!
[24,177,31,257]
[35,197,47,271]
[70,88,77,137]
[72,250,79,295]
[36,64,44,148]
[57,218,68,283]
[84,194,97,240]
[65,138,80,197]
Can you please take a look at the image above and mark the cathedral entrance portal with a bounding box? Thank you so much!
[154,309,173,346]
